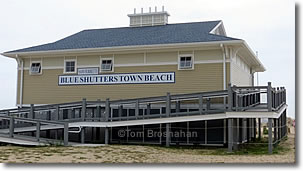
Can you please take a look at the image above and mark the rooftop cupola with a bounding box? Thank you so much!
[128,6,170,27]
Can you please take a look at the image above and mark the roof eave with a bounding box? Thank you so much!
[241,41,266,72]
[2,40,244,58]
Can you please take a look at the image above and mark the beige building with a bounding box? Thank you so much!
[0,9,288,154]
[2,9,265,107]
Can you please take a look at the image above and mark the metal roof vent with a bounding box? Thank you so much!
[128,6,170,27]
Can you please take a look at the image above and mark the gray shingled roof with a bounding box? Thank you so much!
[5,20,240,53]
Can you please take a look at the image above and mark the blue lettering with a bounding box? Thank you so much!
[124,76,130,82]
[105,76,109,82]
[168,74,172,81]
[137,75,143,81]
[60,77,67,83]
[74,77,79,83]
[84,77,89,83]
[130,75,136,81]
[145,75,150,81]
[113,76,118,82]
[150,75,154,81]
[109,76,114,82]
[156,75,161,81]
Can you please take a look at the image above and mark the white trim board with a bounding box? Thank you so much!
[20,60,230,70]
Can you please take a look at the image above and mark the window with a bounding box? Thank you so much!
[30,62,42,75]
[101,59,113,71]
[64,60,76,73]
[179,56,193,69]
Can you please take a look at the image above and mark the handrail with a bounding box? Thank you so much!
[0,83,286,123]
[0,115,66,125]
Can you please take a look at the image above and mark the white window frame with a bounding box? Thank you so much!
[64,59,77,74]
[100,57,114,73]
[30,60,42,75]
[178,54,194,70]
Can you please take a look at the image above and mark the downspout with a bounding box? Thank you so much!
[220,44,227,108]
[16,54,24,108]
[220,44,226,90]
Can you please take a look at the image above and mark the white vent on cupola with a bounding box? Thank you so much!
[128,6,170,27]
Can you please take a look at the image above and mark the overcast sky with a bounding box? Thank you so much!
[0,0,295,118]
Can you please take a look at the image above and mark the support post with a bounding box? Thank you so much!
[279,117,282,140]
[235,94,239,111]
[233,118,238,150]
[268,118,273,154]
[228,118,233,152]
[274,119,277,142]
[67,109,72,120]
[205,120,207,144]
[47,110,51,120]
[36,122,40,141]
[258,118,262,140]
[64,123,69,146]
[224,119,227,144]
[146,103,151,119]
[105,98,110,121]
[242,119,245,143]
[118,105,123,121]
[176,100,180,113]
[59,109,64,120]
[55,105,59,121]
[253,118,257,140]
[267,82,272,111]
[227,83,233,111]
[206,98,210,112]
[166,93,171,117]
[81,127,85,144]
[30,104,35,119]
[199,95,203,114]
[135,100,139,119]
[54,105,59,139]
[105,128,109,144]
[166,123,170,147]
[96,99,101,121]
[71,109,75,119]
[159,124,162,144]
[81,98,87,121]
[9,117,14,138]
[46,111,51,138]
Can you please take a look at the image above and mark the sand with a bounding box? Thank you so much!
[0,133,295,164]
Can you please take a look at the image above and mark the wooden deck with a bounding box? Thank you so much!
[0,83,287,149]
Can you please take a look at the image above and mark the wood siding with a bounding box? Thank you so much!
[230,60,252,86]
[20,63,228,104]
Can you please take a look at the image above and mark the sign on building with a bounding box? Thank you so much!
[77,67,99,75]
[58,72,175,86]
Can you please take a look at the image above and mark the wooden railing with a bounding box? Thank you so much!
[0,82,287,146]
[0,115,69,146]
[0,83,286,123]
